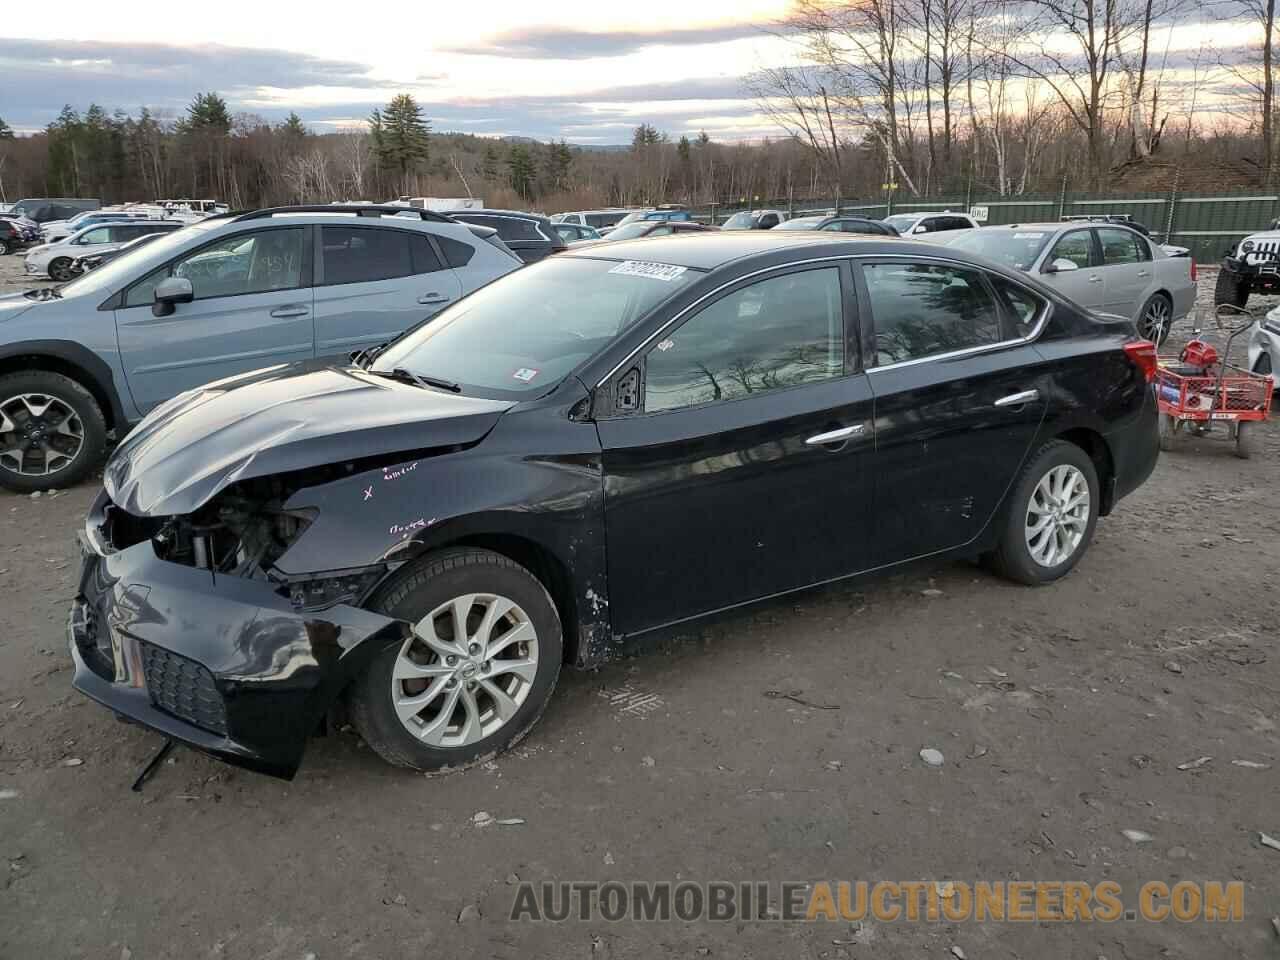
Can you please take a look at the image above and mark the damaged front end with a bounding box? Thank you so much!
[70,475,410,779]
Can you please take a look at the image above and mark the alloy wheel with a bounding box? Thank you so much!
[390,593,539,748]
[1024,464,1090,567]
[0,393,85,477]
[1140,297,1170,342]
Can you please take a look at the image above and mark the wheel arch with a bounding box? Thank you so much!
[0,341,129,434]
[1054,426,1116,515]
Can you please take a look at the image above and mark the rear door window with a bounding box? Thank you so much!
[862,261,1004,366]
[1097,227,1147,265]
[435,234,476,268]
[321,226,413,285]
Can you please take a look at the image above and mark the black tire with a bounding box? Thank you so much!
[0,239,9,256]
[47,257,74,282]
[1137,293,1174,345]
[1213,268,1248,309]
[990,440,1101,586]
[0,370,107,492]
[1158,412,1179,452]
[1235,421,1258,459]
[349,548,563,772]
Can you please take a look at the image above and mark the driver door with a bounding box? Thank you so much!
[114,226,315,413]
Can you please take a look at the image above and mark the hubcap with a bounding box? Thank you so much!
[390,593,539,748]
[1025,464,1090,568]
[0,393,85,477]
[1141,299,1170,341]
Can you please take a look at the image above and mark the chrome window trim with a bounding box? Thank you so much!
[594,251,1051,388]
[859,254,1051,373]
[459,212,553,244]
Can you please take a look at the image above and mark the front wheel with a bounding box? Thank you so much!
[1214,268,1249,309]
[990,440,1100,586]
[0,370,107,492]
[47,257,74,282]
[349,548,563,772]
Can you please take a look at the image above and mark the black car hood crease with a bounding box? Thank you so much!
[105,363,515,516]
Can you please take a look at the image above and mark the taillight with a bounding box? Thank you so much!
[1189,258,1198,282]
[1124,339,1158,383]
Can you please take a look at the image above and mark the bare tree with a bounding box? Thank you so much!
[1220,0,1278,184]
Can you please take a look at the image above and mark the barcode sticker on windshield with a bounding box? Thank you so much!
[1013,232,1046,239]
[609,260,688,282]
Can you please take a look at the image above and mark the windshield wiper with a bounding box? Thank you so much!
[368,367,462,393]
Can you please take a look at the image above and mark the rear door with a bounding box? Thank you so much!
[312,224,461,360]
[597,262,876,636]
[114,226,314,412]
[1096,227,1151,320]
[1041,228,1104,310]
[858,257,1049,563]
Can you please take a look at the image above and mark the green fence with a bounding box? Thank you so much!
[694,189,1280,263]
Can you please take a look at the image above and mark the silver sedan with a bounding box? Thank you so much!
[941,223,1196,344]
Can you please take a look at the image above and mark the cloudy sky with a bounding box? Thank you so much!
[2,1,800,141]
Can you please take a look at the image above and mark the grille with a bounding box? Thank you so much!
[140,642,227,735]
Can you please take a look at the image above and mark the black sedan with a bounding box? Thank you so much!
[775,214,900,236]
[444,208,567,263]
[71,234,1160,778]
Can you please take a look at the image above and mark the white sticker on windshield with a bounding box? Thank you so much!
[1013,232,1046,239]
[513,367,539,382]
[609,260,688,282]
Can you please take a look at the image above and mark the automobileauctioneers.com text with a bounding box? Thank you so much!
[510,880,1245,924]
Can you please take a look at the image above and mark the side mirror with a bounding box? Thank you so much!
[912,225,928,234]
[1046,258,1080,273]
[152,276,194,317]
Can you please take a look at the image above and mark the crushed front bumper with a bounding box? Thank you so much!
[69,532,409,779]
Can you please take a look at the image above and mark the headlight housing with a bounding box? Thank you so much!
[1242,240,1255,253]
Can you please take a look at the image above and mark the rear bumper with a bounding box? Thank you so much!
[1104,385,1160,505]
[69,536,409,779]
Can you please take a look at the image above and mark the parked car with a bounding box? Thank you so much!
[774,215,899,236]
[42,210,158,244]
[1247,305,1280,383]
[5,198,101,224]
[881,211,980,236]
[942,222,1196,344]
[551,209,631,230]
[570,220,716,245]
[25,220,186,281]
[0,214,44,252]
[721,209,787,230]
[444,209,566,263]
[603,207,695,235]
[1213,225,1280,308]
[1060,214,1190,258]
[67,232,1160,779]
[552,222,604,243]
[69,231,168,275]
[0,205,522,491]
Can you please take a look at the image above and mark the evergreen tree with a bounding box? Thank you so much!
[481,143,502,182]
[183,92,232,135]
[279,112,308,141]
[507,144,536,200]
[677,135,692,164]
[0,116,14,139]
[372,94,431,192]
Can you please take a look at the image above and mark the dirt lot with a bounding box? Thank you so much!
[1,252,1278,959]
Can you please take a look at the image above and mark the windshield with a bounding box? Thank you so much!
[774,216,823,231]
[722,211,756,230]
[604,222,656,241]
[883,214,920,231]
[372,256,699,399]
[946,229,1053,271]
[55,221,206,296]
[611,211,650,228]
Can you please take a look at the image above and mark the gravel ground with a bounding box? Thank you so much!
[1,252,1278,958]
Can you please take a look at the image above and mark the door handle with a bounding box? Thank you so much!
[1087,275,1103,284]
[805,424,865,445]
[994,389,1040,408]
[1137,270,1151,278]
[418,293,450,305]
[269,305,309,318]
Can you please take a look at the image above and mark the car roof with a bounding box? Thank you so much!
[448,208,551,222]
[562,232,930,270]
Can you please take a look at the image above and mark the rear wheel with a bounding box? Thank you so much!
[1137,293,1173,345]
[47,257,74,282]
[1213,268,1248,309]
[990,440,1100,586]
[349,548,563,772]
[0,371,107,492]
[1235,421,1258,459]
[0,239,9,256]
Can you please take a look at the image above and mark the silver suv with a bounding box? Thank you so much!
[0,205,521,491]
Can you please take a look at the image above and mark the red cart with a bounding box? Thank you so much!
[1156,306,1273,458]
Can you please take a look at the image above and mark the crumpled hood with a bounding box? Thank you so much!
[105,362,516,516]
[0,292,37,323]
